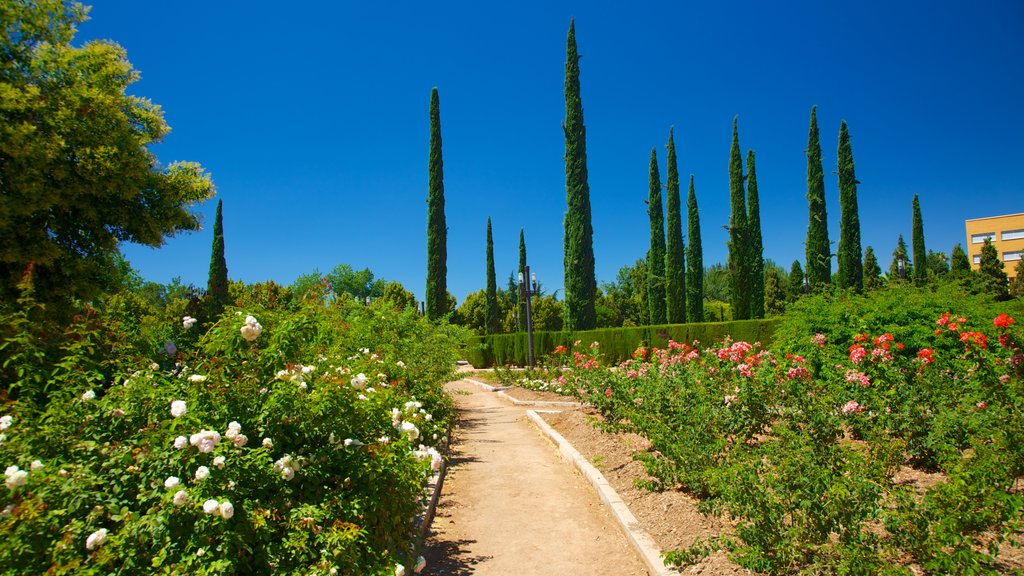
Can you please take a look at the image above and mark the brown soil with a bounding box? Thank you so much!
[502,386,577,403]
[542,407,756,575]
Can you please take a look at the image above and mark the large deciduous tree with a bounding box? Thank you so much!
[911,194,927,284]
[646,148,666,325]
[0,0,214,309]
[686,175,704,322]
[425,88,448,320]
[746,149,764,319]
[562,18,597,331]
[484,218,498,335]
[664,129,686,324]
[207,199,229,316]
[836,120,863,291]
[727,118,750,320]
[805,106,831,290]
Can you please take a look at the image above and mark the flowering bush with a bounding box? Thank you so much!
[561,297,1024,574]
[0,293,463,575]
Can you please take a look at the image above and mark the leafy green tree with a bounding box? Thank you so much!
[0,1,214,311]
[646,148,666,325]
[950,244,971,277]
[291,269,324,300]
[1009,259,1024,298]
[518,229,527,331]
[454,290,486,334]
[484,218,498,334]
[327,264,385,302]
[562,18,597,331]
[863,246,883,291]
[727,118,750,320]
[888,234,913,282]
[704,263,730,303]
[686,175,704,322]
[763,261,788,316]
[207,199,230,316]
[787,260,805,303]
[601,259,648,327]
[805,106,831,289]
[531,294,565,332]
[380,281,417,311]
[977,238,1009,300]
[664,129,686,324]
[926,250,949,278]
[911,194,927,285]
[746,149,764,318]
[836,120,863,291]
[425,88,447,320]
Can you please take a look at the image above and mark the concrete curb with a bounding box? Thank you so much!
[415,428,452,549]
[526,410,680,576]
[463,378,584,408]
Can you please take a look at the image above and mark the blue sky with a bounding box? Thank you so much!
[80,1,1024,304]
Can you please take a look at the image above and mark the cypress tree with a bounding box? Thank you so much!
[727,117,750,320]
[518,229,528,331]
[787,260,805,302]
[426,88,448,320]
[484,218,498,334]
[562,19,597,331]
[664,129,686,324]
[978,238,1009,300]
[911,194,927,284]
[888,234,913,281]
[646,148,666,325]
[836,120,863,291]
[950,243,971,276]
[746,149,764,319]
[805,106,831,289]
[686,175,704,322]
[207,198,229,316]
[863,246,882,290]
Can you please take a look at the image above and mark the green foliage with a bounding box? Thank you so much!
[207,199,230,317]
[599,259,647,327]
[746,150,764,319]
[646,148,667,325]
[836,120,863,291]
[727,118,750,320]
[379,281,417,311]
[562,18,597,331]
[978,238,1009,301]
[863,246,883,291]
[327,264,385,303]
[951,243,971,276]
[805,106,831,290]
[426,88,447,321]
[926,249,949,279]
[889,234,913,282]
[484,218,498,335]
[912,195,927,285]
[664,129,687,324]
[763,262,787,316]
[454,290,486,335]
[0,0,215,312]
[0,289,463,575]
[787,260,805,302]
[686,176,704,322]
[1010,259,1024,298]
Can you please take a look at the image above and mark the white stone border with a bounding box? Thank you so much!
[463,378,583,408]
[526,409,680,576]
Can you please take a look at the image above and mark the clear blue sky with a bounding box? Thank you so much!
[80,1,1024,304]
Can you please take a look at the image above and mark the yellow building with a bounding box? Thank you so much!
[964,212,1024,281]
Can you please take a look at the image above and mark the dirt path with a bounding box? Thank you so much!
[423,379,649,575]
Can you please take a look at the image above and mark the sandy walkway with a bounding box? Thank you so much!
[422,379,648,575]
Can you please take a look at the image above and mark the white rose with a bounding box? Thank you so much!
[240,316,262,341]
[350,373,368,389]
[170,400,187,418]
[213,456,225,469]
[262,438,273,449]
[172,490,188,506]
[203,499,220,515]
[232,434,248,448]
[218,501,234,519]
[85,528,108,550]
[182,316,197,329]
[194,466,210,481]
[30,460,43,471]
[189,430,221,453]
[81,390,96,401]
[173,435,188,450]
[164,476,180,489]
[5,465,27,489]
[188,374,206,383]
[0,415,12,430]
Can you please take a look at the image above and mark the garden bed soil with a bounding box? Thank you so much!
[502,386,575,403]
[541,407,757,575]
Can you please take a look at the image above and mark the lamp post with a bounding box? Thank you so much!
[518,266,536,368]
[898,254,906,280]
[803,273,809,295]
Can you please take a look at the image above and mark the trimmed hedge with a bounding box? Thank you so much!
[463,318,783,368]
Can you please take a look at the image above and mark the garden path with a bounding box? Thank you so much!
[422,378,648,575]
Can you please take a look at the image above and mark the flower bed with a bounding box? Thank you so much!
[0,298,462,575]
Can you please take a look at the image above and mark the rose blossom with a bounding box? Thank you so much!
[173,435,188,450]
[203,499,220,515]
[195,466,210,481]
[240,315,263,341]
[218,501,234,519]
[0,415,11,430]
[173,490,188,506]
[81,390,96,401]
[213,456,225,469]
[5,465,27,489]
[164,476,180,489]
[85,528,108,550]
[170,400,187,418]
[189,430,221,453]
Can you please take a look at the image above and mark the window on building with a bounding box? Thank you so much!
[1004,250,1023,262]
[1002,229,1024,241]
[971,232,995,244]
[973,254,981,265]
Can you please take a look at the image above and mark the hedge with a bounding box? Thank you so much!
[463,318,783,368]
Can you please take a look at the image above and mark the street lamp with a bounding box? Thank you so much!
[518,266,536,368]
[898,254,906,280]
[803,273,809,295]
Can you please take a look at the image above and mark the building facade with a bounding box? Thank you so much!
[964,212,1024,281]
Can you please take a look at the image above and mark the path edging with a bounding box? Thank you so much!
[463,378,583,408]
[415,428,451,549]
[526,409,680,576]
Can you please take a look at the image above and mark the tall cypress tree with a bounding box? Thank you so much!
[686,175,704,322]
[863,246,882,290]
[911,194,927,284]
[518,229,528,331]
[484,218,498,334]
[664,128,686,324]
[805,106,831,289]
[425,88,447,320]
[562,19,597,331]
[646,148,666,325]
[746,149,764,319]
[787,260,805,302]
[836,120,863,291]
[727,117,750,320]
[207,198,229,316]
